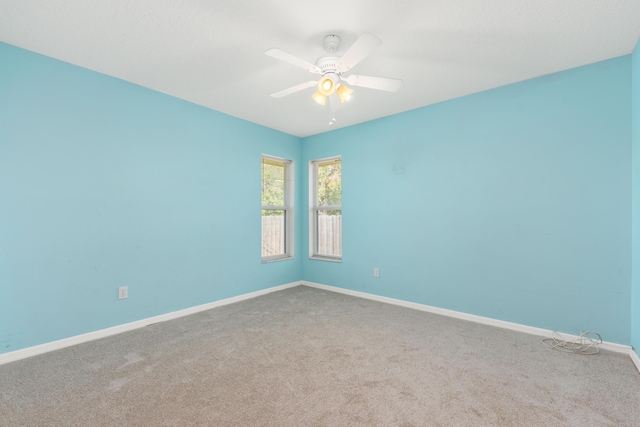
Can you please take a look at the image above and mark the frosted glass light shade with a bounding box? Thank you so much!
[312,91,326,105]
[317,76,335,96]
[336,84,353,103]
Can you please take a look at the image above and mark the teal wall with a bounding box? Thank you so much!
[632,37,640,358]
[1,41,636,355]
[302,56,632,344]
[0,43,302,354]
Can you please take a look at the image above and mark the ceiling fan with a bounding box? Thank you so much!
[265,33,402,124]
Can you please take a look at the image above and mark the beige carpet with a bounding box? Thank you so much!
[1,285,639,426]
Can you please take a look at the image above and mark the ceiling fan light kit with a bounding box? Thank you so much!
[336,84,353,103]
[266,32,402,125]
[311,91,327,106]
[317,75,336,97]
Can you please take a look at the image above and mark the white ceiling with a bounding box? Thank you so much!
[1,1,640,138]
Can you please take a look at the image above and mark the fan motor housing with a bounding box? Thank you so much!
[315,57,342,76]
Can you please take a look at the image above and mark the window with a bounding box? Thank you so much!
[262,155,293,262]
[310,156,342,261]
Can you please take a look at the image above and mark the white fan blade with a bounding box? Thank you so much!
[265,48,321,74]
[270,81,318,98]
[343,75,402,92]
[338,33,382,72]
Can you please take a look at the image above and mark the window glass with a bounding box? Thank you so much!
[310,157,341,260]
[262,158,285,207]
[316,209,342,257]
[262,210,285,257]
[316,159,341,207]
[262,156,293,261]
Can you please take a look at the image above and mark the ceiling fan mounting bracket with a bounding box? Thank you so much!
[323,34,341,53]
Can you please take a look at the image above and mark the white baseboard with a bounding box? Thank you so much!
[0,281,302,366]
[302,281,637,367]
[4,280,638,375]
[631,349,640,373]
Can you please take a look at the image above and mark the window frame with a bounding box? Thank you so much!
[309,156,342,262]
[261,154,294,263]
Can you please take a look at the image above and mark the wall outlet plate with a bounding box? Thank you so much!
[118,286,128,299]
[374,268,380,278]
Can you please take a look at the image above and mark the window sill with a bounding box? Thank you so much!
[262,256,294,264]
[309,256,342,263]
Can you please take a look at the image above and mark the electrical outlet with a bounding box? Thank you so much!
[374,268,380,278]
[118,286,128,300]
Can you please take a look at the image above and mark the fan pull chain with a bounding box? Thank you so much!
[329,94,336,125]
